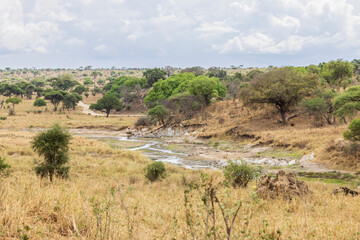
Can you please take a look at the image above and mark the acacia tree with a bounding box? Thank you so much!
[333,86,360,122]
[90,92,123,117]
[241,67,319,125]
[5,97,21,111]
[52,73,79,91]
[44,91,64,111]
[143,68,167,86]
[62,93,82,110]
[148,105,170,125]
[300,90,337,125]
[188,76,226,105]
[321,59,354,87]
[32,124,71,182]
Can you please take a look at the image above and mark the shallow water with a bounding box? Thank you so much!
[76,133,216,170]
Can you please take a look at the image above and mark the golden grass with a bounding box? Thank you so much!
[1,130,360,239]
[0,98,137,130]
[188,100,360,171]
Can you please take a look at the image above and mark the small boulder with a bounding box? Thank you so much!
[256,170,311,199]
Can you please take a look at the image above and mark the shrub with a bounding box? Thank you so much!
[32,124,71,181]
[8,109,14,116]
[0,116,6,120]
[145,161,166,182]
[224,160,260,188]
[148,105,169,125]
[0,157,11,177]
[134,117,152,127]
[33,98,47,107]
[344,119,360,141]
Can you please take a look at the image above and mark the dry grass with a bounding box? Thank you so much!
[0,98,137,130]
[186,100,360,171]
[1,129,360,239]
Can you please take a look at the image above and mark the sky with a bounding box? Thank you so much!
[0,0,360,69]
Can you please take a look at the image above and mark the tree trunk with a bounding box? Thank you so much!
[280,109,287,125]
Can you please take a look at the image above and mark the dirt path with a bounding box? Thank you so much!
[78,101,146,117]
[78,101,104,116]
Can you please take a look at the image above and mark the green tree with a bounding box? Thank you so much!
[144,73,196,106]
[321,59,354,87]
[207,67,227,79]
[0,83,24,97]
[52,73,79,91]
[5,97,21,111]
[143,68,167,86]
[148,105,170,125]
[343,119,360,142]
[72,85,88,95]
[300,90,337,125]
[241,67,319,125]
[180,66,205,76]
[62,93,82,110]
[246,69,263,80]
[333,86,360,122]
[188,76,227,105]
[90,92,123,117]
[34,87,44,98]
[32,124,71,182]
[25,84,36,99]
[33,98,47,107]
[44,91,64,111]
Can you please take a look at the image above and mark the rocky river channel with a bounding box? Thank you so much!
[72,129,329,172]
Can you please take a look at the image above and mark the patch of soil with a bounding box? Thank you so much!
[256,170,311,199]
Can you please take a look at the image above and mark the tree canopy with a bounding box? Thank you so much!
[321,59,354,87]
[32,124,71,182]
[5,97,21,110]
[333,86,360,120]
[44,91,64,111]
[241,67,319,125]
[144,73,226,106]
[90,92,123,117]
[143,68,167,86]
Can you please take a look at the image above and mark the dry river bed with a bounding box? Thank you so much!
[0,128,330,172]
[70,129,330,173]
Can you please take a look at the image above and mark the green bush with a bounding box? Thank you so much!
[33,98,47,107]
[145,161,166,182]
[32,124,71,182]
[344,119,360,141]
[0,157,11,177]
[224,160,260,188]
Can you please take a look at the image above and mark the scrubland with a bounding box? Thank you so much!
[191,100,359,171]
[1,130,360,239]
[0,98,360,239]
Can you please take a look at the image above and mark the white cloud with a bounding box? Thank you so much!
[0,0,59,53]
[2,0,360,67]
[196,21,237,35]
[31,0,77,22]
[270,15,301,29]
[110,0,125,4]
[230,1,257,13]
[65,38,85,46]
[94,44,106,51]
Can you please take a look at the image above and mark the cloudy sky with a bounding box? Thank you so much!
[1,0,360,68]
